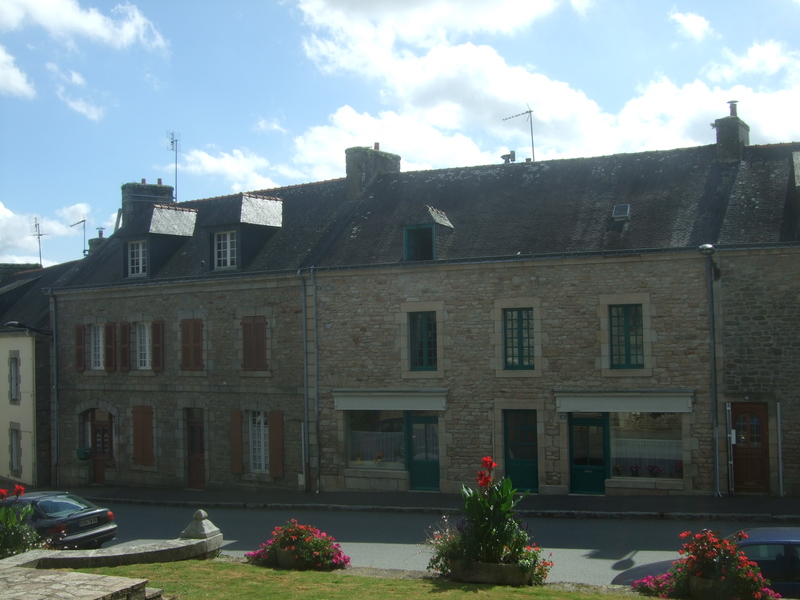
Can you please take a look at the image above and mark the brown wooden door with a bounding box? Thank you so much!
[186,409,205,489]
[91,419,112,484]
[732,403,769,494]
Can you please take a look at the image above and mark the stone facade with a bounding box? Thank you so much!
[55,275,308,491]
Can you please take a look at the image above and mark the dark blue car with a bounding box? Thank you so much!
[612,527,800,598]
[1,491,117,549]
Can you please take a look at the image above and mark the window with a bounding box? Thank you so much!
[409,311,437,370]
[215,231,237,269]
[132,405,155,466]
[180,318,204,371]
[347,410,405,469]
[610,412,682,478]
[90,324,104,370]
[609,304,644,369]
[128,240,147,276]
[8,352,20,404]
[404,225,434,261]
[135,322,152,370]
[503,308,534,370]
[9,423,21,476]
[250,410,269,473]
[242,316,267,371]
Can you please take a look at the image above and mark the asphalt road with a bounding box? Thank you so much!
[104,502,768,586]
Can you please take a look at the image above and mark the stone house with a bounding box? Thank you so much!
[0,262,75,487]
[50,105,800,496]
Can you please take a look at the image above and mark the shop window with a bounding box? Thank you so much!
[347,410,405,469]
[610,412,682,478]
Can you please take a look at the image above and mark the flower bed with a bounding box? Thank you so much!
[631,529,779,599]
[426,456,552,586]
[245,519,350,571]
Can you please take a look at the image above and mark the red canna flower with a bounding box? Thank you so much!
[13,484,24,497]
[481,456,497,470]
[0,489,7,501]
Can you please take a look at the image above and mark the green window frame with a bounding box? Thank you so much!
[409,311,437,370]
[404,225,435,261]
[503,308,534,369]
[609,304,644,369]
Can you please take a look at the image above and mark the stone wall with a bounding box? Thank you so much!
[719,247,800,495]
[312,251,719,494]
[55,274,307,491]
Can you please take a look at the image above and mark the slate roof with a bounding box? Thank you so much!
[0,262,78,332]
[53,136,799,289]
[318,143,800,267]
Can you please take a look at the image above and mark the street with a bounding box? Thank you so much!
[103,502,769,586]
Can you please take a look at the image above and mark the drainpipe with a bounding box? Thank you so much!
[698,244,722,497]
[310,267,321,493]
[296,270,310,492]
[49,288,60,487]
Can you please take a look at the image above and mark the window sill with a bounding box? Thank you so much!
[602,367,652,377]
[240,370,271,378]
[83,370,110,376]
[495,368,542,378]
[128,370,156,377]
[241,472,273,483]
[402,369,443,379]
[179,370,208,377]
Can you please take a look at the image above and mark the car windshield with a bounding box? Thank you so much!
[36,495,97,518]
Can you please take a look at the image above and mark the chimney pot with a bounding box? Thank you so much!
[141,178,146,184]
[374,142,380,150]
[729,100,738,117]
[158,178,162,185]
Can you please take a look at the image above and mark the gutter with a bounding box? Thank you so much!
[296,270,310,493]
[49,288,60,487]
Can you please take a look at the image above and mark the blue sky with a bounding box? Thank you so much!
[1,0,799,266]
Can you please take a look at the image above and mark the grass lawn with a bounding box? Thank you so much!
[76,558,637,600]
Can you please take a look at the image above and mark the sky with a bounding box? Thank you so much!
[1,0,799,267]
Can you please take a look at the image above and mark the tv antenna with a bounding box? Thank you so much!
[71,218,87,256]
[503,104,535,162]
[32,218,49,266]
[167,131,180,201]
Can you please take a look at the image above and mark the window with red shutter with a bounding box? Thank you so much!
[242,316,267,371]
[181,318,204,371]
[132,405,155,466]
[151,321,164,371]
[75,324,85,372]
[120,322,131,372]
[104,323,116,372]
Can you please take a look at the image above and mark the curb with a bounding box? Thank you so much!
[81,495,800,523]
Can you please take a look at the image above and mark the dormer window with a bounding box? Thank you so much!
[128,240,147,276]
[215,231,237,269]
[404,225,435,261]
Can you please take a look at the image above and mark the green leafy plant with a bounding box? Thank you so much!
[631,529,779,599]
[0,485,46,559]
[426,456,553,585]
[245,519,350,571]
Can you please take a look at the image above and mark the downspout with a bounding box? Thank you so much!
[777,402,784,496]
[49,288,60,488]
[296,270,310,492]
[310,267,321,493]
[699,244,722,497]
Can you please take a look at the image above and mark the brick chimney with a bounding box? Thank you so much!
[345,143,401,200]
[120,179,175,227]
[714,101,750,162]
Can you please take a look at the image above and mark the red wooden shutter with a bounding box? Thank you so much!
[151,321,164,371]
[269,410,284,478]
[104,323,116,372]
[230,409,243,474]
[181,319,203,371]
[132,405,154,466]
[242,316,267,370]
[75,324,85,372]
[120,322,131,372]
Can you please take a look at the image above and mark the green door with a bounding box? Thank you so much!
[504,410,538,491]
[569,413,609,494]
[406,415,439,490]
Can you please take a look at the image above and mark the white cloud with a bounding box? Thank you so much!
[254,117,287,134]
[182,148,280,193]
[46,62,86,86]
[705,41,800,84]
[0,0,167,51]
[55,85,104,120]
[0,44,35,97]
[668,10,712,42]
